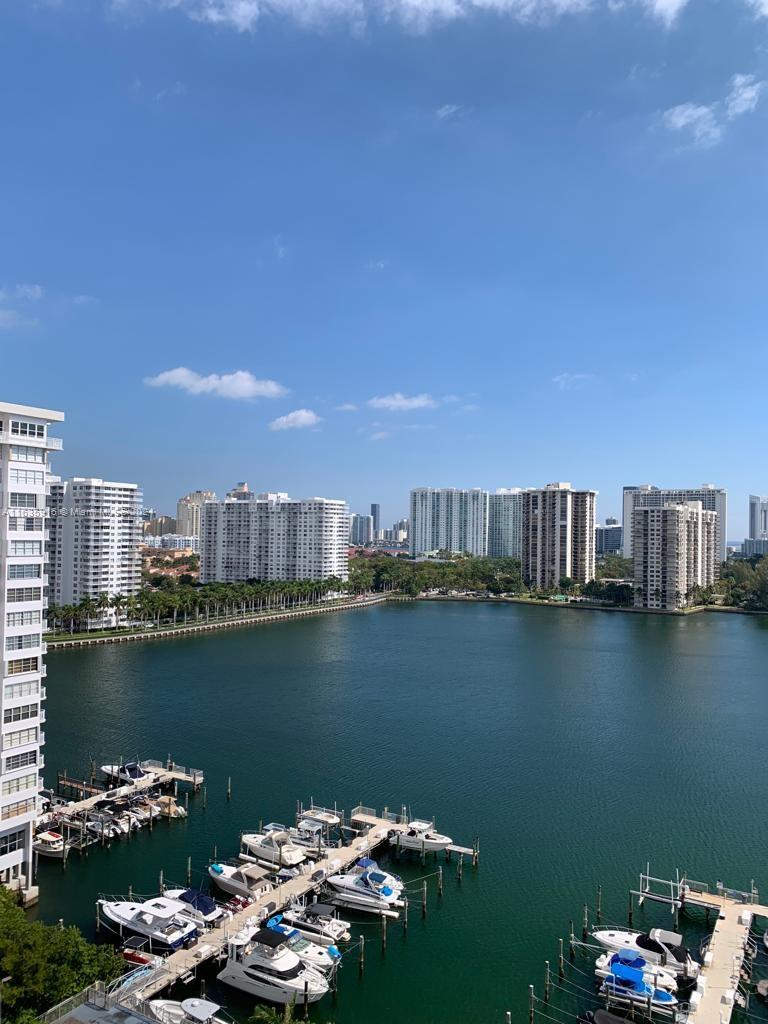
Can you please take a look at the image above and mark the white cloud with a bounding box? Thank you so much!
[661,72,765,148]
[71,294,98,305]
[0,309,38,330]
[460,403,479,412]
[155,81,187,102]
[370,430,390,441]
[365,259,388,270]
[269,408,322,430]
[273,234,287,262]
[145,366,288,399]
[15,283,43,300]
[335,402,358,411]
[645,0,687,26]
[726,73,764,117]
[436,103,463,120]
[368,392,437,411]
[552,372,594,391]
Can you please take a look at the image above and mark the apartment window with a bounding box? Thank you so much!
[6,658,38,676]
[9,469,44,486]
[4,727,37,748]
[10,421,44,439]
[1,798,36,820]
[0,829,25,856]
[6,611,41,628]
[5,635,41,652]
[4,680,39,699]
[7,588,41,603]
[4,750,37,772]
[9,493,39,510]
[4,705,39,723]
[2,773,37,796]
[8,564,41,580]
[10,444,45,464]
[9,541,42,557]
[7,517,43,532]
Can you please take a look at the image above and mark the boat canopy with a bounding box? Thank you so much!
[123,762,146,779]
[357,858,377,868]
[303,903,336,918]
[252,928,288,949]
[649,928,683,945]
[612,951,646,969]
[610,964,644,986]
[177,889,217,914]
[240,865,271,882]
[296,820,324,834]
[141,898,185,919]
[180,999,221,1023]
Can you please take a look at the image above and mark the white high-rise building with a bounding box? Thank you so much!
[488,488,524,559]
[522,483,597,588]
[409,488,489,557]
[349,514,374,546]
[632,501,718,610]
[622,485,727,562]
[176,490,217,539]
[48,478,142,618]
[748,495,768,541]
[0,399,64,905]
[201,491,349,583]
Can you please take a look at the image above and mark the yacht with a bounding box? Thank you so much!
[301,808,341,829]
[389,820,453,853]
[241,831,306,867]
[149,999,229,1024]
[217,927,329,1004]
[264,821,327,852]
[33,830,68,859]
[163,888,224,927]
[601,963,678,1010]
[595,951,678,991]
[208,863,274,901]
[280,902,351,947]
[349,858,404,894]
[97,896,198,951]
[101,762,154,786]
[592,928,699,977]
[326,868,404,913]
[265,915,341,971]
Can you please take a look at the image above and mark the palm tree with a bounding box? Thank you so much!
[78,596,98,632]
[111,593,127,629]
[47,602,62,633]
[96,591,111,628]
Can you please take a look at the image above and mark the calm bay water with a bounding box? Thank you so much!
[35,602,768,1023]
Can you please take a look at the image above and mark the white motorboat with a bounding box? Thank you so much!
[241,830,306,867]
[280,903,351,947]
[208,863,274,901]
[33,830,68,859]
[265,915,341,971]
[592,928,699,977]
[217,927,329,1004]
[326,868,404,913]
[149,999,229,1024]
[595,951,678,991]
[349,858,404,893]
[101,762,153,786]
[389,820,453,853]
[264,821,327,852]
[97,896,198,951]
[163,888,224,927]
[301,808,341,829]
[600,963,678,1011]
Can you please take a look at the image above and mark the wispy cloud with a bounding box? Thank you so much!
[435,103,464,121]
[552,372,594,391]
[269,408,322,430]
[154,81,187,102]
[145,366,288,399]
[335,403,358,412]
[661,72,765,148]
[70,294,99,306]
[370,430,390,441]
[365,259,388,271]
[368,392,437,411]
[460,403,479,412]
[15,283,44,301]
[273,234,287,262]
[0,309,38,330]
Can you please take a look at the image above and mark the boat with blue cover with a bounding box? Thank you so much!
[595,950,677,991]
[326,866,404,913]
[601,962,678,1009]
[164,888,224,927]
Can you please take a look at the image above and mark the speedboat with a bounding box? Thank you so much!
[101,762,153,786]
[592,928,699,977]
[241,830,306,867]
[149,999,229,1024]
[217,927,329,1004]
[163,888,224,927]
[264,821,328,852]
[601,963,678,1010]
[208,863,274,901]
[326,869,404,913]
[389,820,453,853]
[156,795,187,819]
[97,896,199,951]
[281,903,351,947]
[33,830,68,859]
[301,808,341,829]
[265,915,341,971]
[595,951,678,991]
[349,858,403,894]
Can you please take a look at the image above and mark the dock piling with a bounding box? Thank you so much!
[558,938,564,980]
[159,869,164,893]
[227,776,231,800]
[422,880,427,917]
[529,985,535,1024]
[544,961,550,1004]
[358,935,365,975]
[457,852,463,882]
[473,836,480,867]
[213,844,218,863]
[403,896,408,933]
[128,884,133,900]
[582,903,589,940]
[95,900,100,932]
[596,884,602,923]
[569,920,575,959]
[380,914,387,953]
[628,890,633,926]
[438,865,443,898]
[186,856,192,886]
[506,1013,512,1024]
[303,980,309,1019]
[203,786,207,810]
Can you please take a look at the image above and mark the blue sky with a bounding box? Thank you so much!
[1,0,766,534]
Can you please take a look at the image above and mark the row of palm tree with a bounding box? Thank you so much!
[47,576,357,635]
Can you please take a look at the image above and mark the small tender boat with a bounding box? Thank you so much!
[595,951,678,991]
[33,830,68,859]
[120,936,165,968]
[101,762,153,786]
[208,863,274,900]
[326,869,404,913]
[163,888,223,926]
[156,795,187,819]
[265,915,341,971]
[389,820,453,852]
[241,830,306,867]
[301,808,341,829]
[592,928,699,977]
[280,902,351,947]
[217,927,329,1004]
[149,999,230,1024]
[601,963,678,1009]
[97,896,198,951]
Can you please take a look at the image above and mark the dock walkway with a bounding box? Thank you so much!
[58,762,204,817]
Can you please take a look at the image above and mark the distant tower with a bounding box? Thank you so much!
[370,503,381,535]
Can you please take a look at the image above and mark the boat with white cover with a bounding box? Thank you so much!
[241,830,306,867]
[301,808,341,829]
[149,1000,229,1024]
[280,903,351,947]
[348,858,403,893]
[389,820,453,852]
[101,762,154,786]
[97,896,198,951]
[33,830,68,859]
[264,821,327,852]
[208,863,274,900]
[326,868,404,913]
[592,928,699,977]
[265,915,341,971]
[595,951,678,991]
[163,888,224,926]
[217,927,329,1004]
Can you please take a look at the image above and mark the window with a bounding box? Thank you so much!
[9,470,44,486]
[10,421,44,439]
[7,516,43,532]
[4,750,37,772]
[9,541,42,557]
[10,445,44,464]
[2,773,36,796]
[5,635,40,652]
[4,727,37,748]
[1,798,36,820]
[3,704,39,724]
[6,611,41,628]
[7,588,41,603]
[8,565,40,580]
[6,658,38,676]
[9,493,38,509]
[4,680,39,699]
[0,829,25,856]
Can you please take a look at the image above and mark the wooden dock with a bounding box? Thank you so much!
[56,760,204,817]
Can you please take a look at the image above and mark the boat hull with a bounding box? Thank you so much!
[217,964,327,1004]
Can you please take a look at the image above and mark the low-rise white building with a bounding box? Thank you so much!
[632,501,718,610]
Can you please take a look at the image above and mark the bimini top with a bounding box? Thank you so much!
[177,889,217,915]
[138,898,185,920]
[303,903,337,918]
[609,964,644,986]
[296,820,324,835]
[123,762,147,779]
[408,820,434,831]
[357,858,377,869]
[180,1000,222,1024]
[252,928,288,949]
